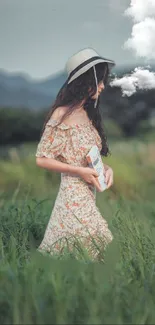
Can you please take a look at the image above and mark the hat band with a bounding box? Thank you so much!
[67,56,106,82]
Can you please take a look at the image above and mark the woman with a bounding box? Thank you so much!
[35,48,115,261]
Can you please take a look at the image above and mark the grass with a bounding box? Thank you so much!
[0,193,155,324]
[0,134,155,324]
[0,136,155,201]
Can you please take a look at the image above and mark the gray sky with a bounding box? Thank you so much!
[0,0,149,80]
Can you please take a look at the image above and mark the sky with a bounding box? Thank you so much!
[0,0,152,80]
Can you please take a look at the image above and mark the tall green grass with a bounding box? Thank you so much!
[0,192,155,324]
[0,137,155,323]
[0,139,155,201]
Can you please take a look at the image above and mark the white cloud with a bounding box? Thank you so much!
[123,0,155,60]
[124,0,155,22]
[124,17,155,59]
[110,67,155,96]
[110,0,155,96]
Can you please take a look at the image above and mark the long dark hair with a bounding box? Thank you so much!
[41,62,111,157]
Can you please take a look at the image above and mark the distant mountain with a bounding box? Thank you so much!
[0,69,67,110]
[0,63,155,110]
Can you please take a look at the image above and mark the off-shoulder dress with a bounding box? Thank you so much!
[35,116,113,260]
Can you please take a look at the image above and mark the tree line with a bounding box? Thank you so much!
[0,87,155,145]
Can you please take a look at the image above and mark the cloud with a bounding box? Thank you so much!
[110,67,155,96]
[124,0,155,22]
[110,0,155,96]
[123,0,155,60]
[124,17,155,59]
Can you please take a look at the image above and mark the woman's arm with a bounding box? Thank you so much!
[36,157,81,176]
[36,157,103,191]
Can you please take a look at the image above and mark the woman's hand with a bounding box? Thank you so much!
[104,164,114,189]
[78,167,102,192]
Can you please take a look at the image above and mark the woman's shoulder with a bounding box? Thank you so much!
[50,106,76,127]
[51,106,68,120]
[47,106,72,130]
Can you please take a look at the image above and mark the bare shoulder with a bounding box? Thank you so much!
[50,105,86,125]
[51,106,68,121]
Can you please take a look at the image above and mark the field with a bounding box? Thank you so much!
[0,130,155,324]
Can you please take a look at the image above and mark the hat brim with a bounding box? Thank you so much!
[67,58,115,84]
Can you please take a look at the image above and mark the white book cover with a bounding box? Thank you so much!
[86,145,107,192]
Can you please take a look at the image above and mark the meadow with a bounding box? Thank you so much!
[0,126,155,324]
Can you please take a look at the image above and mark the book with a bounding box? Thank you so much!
[86,145,107,192]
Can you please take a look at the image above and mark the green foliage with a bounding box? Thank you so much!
[0,107,49,145]
[0,137,155,323]
[101,86,155,137]
[1,137,155,201]
[0,104,155,146]
[0,194,155,324]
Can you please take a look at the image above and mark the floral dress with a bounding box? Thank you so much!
[35,116,113,261]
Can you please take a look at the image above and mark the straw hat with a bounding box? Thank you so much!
[65,48,115,107]
[66,48,115,84]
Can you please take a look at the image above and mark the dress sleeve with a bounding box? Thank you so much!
[35,119,70,159]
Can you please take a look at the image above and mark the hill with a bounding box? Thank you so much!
[0,63,155,110]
